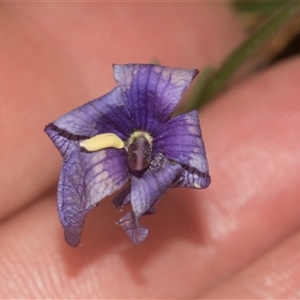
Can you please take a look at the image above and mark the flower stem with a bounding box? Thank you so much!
[187,1,300,111]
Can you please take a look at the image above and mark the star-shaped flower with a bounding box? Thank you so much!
[45,64,211,247]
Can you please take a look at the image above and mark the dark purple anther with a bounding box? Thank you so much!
[128,135,151,171]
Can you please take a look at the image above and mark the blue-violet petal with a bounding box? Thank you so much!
[113,64,198,130]
[58,148,128,246]
[52,87,132,140]
[154,110,210,188]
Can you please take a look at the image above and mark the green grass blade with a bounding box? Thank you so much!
[189,2,300,110]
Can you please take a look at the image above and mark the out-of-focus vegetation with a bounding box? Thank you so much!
[232,0,300,63]
[233,1,287,15]
[181,1,300,112]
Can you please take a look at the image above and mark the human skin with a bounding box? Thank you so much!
[0,2,300,298]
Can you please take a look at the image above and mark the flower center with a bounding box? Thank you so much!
[127,131,152,171]
[79,131,153,172]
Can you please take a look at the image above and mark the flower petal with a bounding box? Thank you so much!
[44,124,82,159]
[50,87,132,140]
[155,110,210,189]
[112,185,131,210]
[117,211,149,245]
[113,64,198,130]
[172,165,211,189]
[117,158,182,244]
[131,158,182,217]
[58,148,128,247]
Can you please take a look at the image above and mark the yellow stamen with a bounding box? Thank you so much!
[80,133,124,152]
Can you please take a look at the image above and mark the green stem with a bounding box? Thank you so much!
[192,1,300,109]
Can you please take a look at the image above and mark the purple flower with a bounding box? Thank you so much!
[45,64,210,247]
